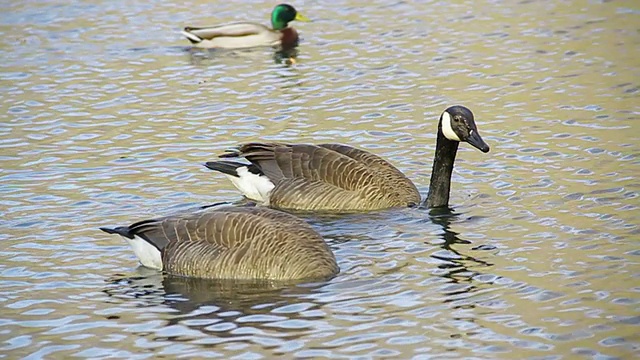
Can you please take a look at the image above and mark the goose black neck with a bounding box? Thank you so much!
[425,129,459,208]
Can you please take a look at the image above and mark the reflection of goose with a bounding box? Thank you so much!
[102,272,330,341]
[427,207,494,285]
[99,204,339,281]
[182,4,310,49]
[161,276,321,313]
[205,106,490,212]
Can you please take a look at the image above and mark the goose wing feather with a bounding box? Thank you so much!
[319,144,410,178]
[118,206,338,280]
[268,178,372,211]
[221,143,378,190]
[318,143,420,197]
[220,143,420,210]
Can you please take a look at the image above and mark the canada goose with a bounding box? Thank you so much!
[205,105,490,212]
[182,4,310,49]
[99,204,339,281]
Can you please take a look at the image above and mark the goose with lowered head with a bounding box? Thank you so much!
[100,204,339,281]
[205,105,490,212]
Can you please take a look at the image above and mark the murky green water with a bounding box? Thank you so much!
[1,0,638,359]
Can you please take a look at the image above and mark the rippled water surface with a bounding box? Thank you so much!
[1,0,639,358]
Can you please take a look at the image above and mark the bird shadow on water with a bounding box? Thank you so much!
[124,44,300,67]
[102,270,334,341]
[425,206,494,266]
[183,45,300,67]
[302,205,493,255]
[421,206,495,296]
[295,205,496,295]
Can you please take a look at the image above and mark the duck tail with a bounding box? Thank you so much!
[182,27,202,44]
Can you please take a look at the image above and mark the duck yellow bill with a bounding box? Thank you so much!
[295,13,311,22]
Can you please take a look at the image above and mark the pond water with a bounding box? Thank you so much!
[1,0,639,359]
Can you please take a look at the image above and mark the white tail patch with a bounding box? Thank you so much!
[441,111,461,141]
[181,30,202,43]
[225,166,275,204]
[125,237,163,270]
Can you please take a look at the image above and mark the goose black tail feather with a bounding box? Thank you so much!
[101,219,167,252]
[204,161,263,177]
[100,218,159,239]
[99,226,135,239]
[219,149,241,158]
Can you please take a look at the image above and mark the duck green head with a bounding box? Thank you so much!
[271,4,310,30]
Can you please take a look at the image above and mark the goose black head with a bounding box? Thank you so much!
[440,105,490,153]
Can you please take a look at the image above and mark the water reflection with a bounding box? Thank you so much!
[161,276,321,313]
[423,207,496,308]
[104,271,324,312]
[427,206,494,265]
[274,47,299,66]
[2,0,638,357]
[184,46,299,67]
[102,269,332,345]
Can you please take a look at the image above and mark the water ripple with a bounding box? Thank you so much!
[0,0,639,359]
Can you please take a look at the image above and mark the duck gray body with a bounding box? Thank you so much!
[205,105,490,212]
[100,205,338,281]
[181,4,309,49]
[182,23,294,49]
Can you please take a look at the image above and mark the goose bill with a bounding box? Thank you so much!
[467,130,490,153]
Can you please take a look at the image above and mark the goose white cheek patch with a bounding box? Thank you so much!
[441,112,461,141]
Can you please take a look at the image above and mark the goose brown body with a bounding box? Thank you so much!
[100,205,338,281]
[213,143,421,212]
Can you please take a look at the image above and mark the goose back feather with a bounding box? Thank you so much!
[100,205,338,281]
[209,143,420,212]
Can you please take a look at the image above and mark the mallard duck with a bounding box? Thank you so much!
[182,4,310,49]
[205,106,491,212]
[99,204,339,281]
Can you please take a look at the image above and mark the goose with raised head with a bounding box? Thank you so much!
[182,4,310,49]
[99,204,339,281]
[205,105,490,212]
